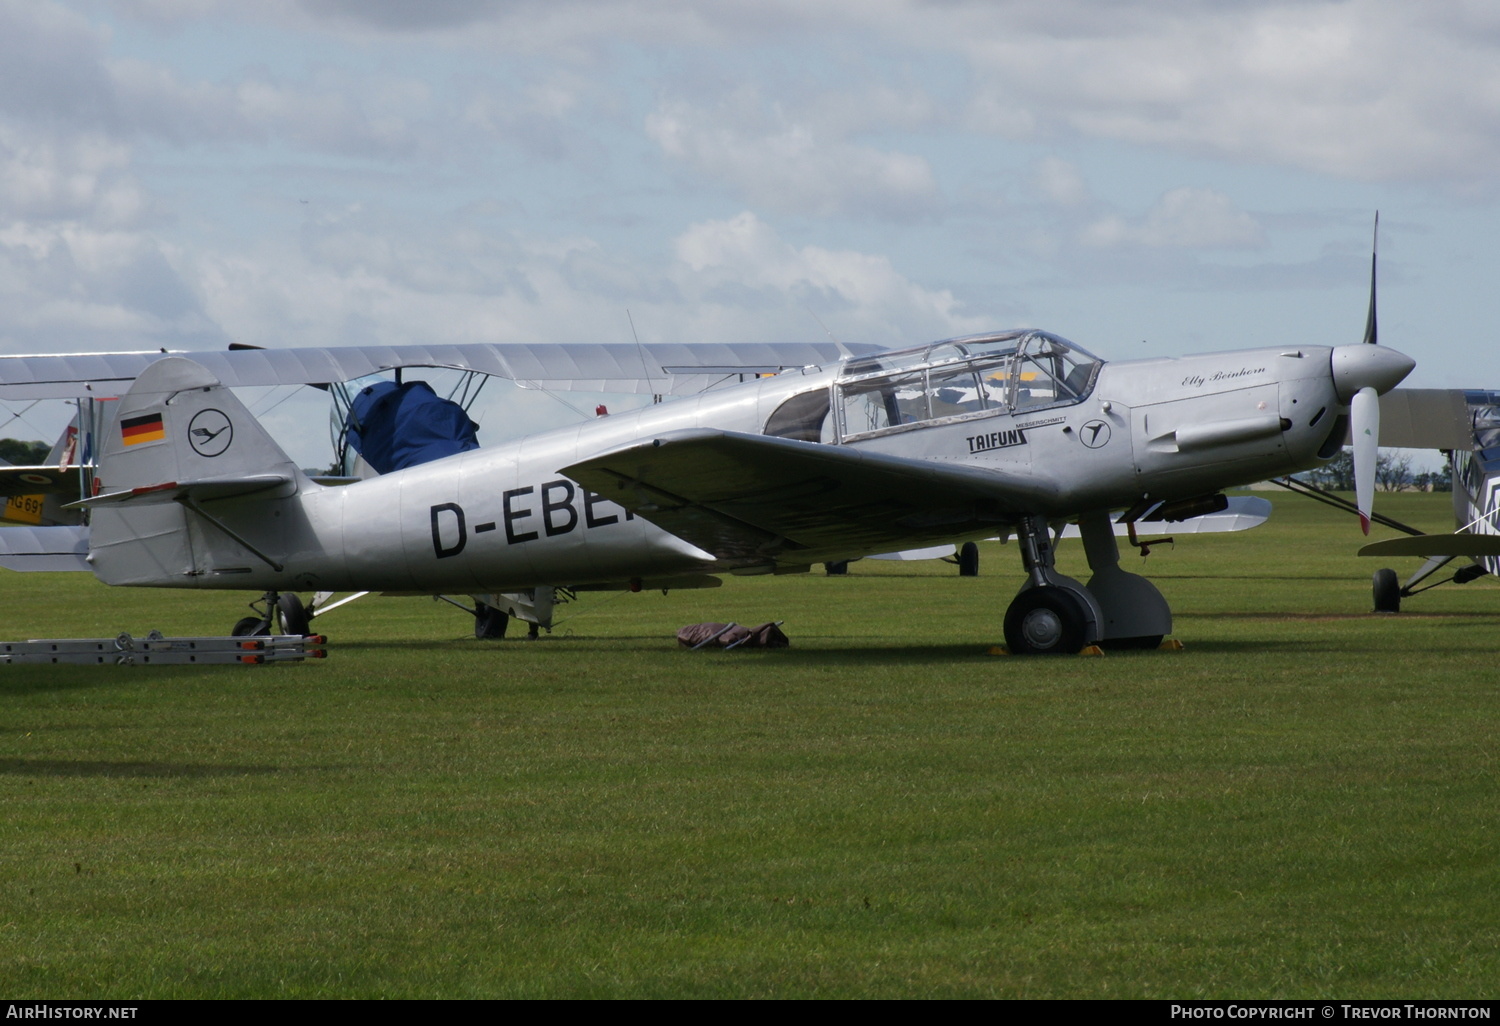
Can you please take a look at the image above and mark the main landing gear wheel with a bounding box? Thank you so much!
[1003,586,1090,656]
[1372,568,1401,613]
[277,592,311,636]
[958,542,979,577]
[474,601,509,640]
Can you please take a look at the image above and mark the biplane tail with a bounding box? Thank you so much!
[81,357,307,587]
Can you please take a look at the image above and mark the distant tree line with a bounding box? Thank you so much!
[0,438,50,465]
[1299,448,1451,492]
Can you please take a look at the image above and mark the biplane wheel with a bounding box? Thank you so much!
[1003,586,1089,655]
[474,602,509,640]
[232,616,269,637]
[277,592,311,636]
[958,542,979,577]
[1372,568,1401,613]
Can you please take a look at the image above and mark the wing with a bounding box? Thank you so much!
[0,525,90,572]
[1359,533,1500,558]
[0,466,85,501]
[0,341,879,400]
[561,429,1059,567]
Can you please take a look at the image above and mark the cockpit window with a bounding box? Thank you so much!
[833,330,1101,441]
[1009,333,1101,410]
[764,388,833,442]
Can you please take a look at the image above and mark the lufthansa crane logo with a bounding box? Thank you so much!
[188,409,233,457]
[1080,420,1111,449]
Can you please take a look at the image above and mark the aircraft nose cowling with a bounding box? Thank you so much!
[1330,344,1415,402]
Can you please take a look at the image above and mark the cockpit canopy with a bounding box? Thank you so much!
[831,330,1101,441]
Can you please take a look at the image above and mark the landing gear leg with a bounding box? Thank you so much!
[1078,510,1171,649]
[1003,515,1102,655]
[232,591,312,636]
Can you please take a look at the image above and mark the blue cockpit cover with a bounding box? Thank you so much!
[346,380,480,474]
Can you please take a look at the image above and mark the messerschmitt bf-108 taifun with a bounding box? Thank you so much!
[0,297,1413,654]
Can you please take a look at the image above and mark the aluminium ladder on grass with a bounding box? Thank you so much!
[0,630,327,666]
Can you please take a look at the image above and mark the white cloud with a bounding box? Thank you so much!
[1034,156,1089,208]
[671,211,985,341]
[646,92,939,219]
[948,1,1500,187]
[0,126,145,224]
[1081,187,1265,249]
[85,1,1500,188]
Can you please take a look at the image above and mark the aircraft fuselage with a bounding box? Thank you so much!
[87,335,1406,594]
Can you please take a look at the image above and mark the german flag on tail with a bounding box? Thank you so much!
[121,412,165,446]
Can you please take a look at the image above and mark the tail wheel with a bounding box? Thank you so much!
[1003,586,1089,655]
[957,542,980,577]
[1372,568,1401,613]
[277,593,311,636]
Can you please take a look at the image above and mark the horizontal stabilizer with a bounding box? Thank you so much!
[1359,533,1500,558]
[0,525,90,572]
[562,428,1059,565]
[67,473,294,509]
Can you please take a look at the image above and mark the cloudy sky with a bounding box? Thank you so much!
[1,0,1497,463]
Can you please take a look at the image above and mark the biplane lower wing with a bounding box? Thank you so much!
[1359,533,1500,558]
[561,428,1060,566]
[0,525,90,572]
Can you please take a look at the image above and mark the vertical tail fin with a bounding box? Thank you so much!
[95,357,300,492]
[88,357,306,587]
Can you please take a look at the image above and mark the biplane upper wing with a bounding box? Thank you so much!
[561,428,1060,566]
[0,341,878,401]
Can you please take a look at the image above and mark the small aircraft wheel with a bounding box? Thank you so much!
[1372,568,1401,613]
[824,561,848,576]
[957,542,979,577]
[232,615,269,637]
[474,601,509,640]
[277,592,311,636]
[1003,586,1090,656]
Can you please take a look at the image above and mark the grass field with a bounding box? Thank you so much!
[3,490,1498,998]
